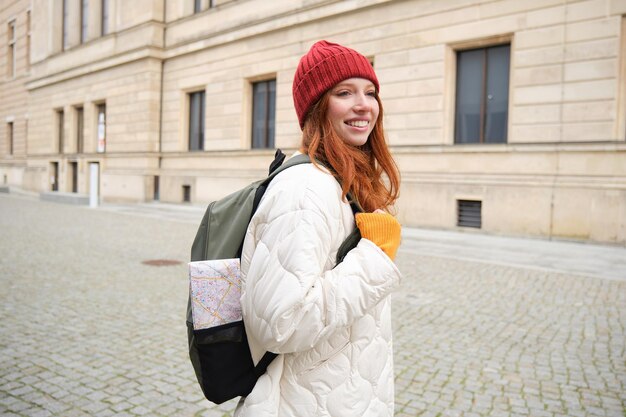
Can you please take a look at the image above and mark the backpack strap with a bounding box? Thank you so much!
[253,351,278,378]
[252,151,311,214]
[268,149,286,175]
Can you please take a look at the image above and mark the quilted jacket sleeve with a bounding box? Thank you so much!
[240,168,402,354]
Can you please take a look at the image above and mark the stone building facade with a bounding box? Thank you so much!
[1,0,625,244]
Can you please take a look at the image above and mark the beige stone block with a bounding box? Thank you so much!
[589,189,626,243]
[275,108,297,123]
[386,128,443,146]
[275,95,293,112]
[565,17,620,43]
[384,95,443,114]
[408,45,446,64]
[561,122,614,140]
[526,5,566,28]
[563,58,617,81]
[563,79,616,101]
[510,124,561,142]
[513,104,561,124]
[376,61,443,83]
[403,3,480,34]
[551,188,592,240]
[486,187,553,236]
[565,38,619,61]
[419,14,523,46]
[382,78,444,99]
[562,100,615,122]
[515,45,564,68]
[567,0,610,22]
[101,173,147,203]
[396,182,451,228]
[513,65,563,86]
[374,51,409,71]
[479,0,563,18]
[388,111,443,130]
[514,84,562,104]
[558,150,626,175]
[610,0,626,14]
[515,26,564,50]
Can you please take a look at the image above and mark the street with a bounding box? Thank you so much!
[1,193,625,417]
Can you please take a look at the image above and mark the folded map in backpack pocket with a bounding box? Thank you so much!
[189,258,242,330]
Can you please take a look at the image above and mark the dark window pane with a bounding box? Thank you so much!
[58,110,64,153]
[101,0,109,36]
[81,0,88,43]
[194,0,202,13]
[485,45,510,143]
[455,49,483,144]
[62,0,69,49]
[267,80,276,148]
[8,122,13,155]
[77,107,84,153]
[189,91,205,151]
[252,82,267,148]
[251,80,276,149]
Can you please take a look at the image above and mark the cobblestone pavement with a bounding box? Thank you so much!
[1,194,625,417]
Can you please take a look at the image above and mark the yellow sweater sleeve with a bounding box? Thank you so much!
[355,212,401,261]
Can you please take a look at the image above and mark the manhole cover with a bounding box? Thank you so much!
[142,259,182,266]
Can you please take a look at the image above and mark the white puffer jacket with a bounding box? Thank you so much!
[236,161,402,417]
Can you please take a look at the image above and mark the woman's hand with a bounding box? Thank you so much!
[355,211,401,260]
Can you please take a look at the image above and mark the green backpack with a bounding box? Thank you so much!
[186,150,361,404]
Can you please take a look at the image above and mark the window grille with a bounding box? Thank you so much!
[457,200,482,228]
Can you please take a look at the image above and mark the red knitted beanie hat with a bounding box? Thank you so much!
[293,40,379,129]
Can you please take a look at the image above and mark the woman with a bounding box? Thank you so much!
[237,40,402,417]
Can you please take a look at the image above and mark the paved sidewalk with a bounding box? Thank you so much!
[1,193,625,417]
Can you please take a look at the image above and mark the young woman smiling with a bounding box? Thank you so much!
[237,40,402,417]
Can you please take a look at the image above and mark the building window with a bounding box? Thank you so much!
[69,161,78,192]
[62,0,69,50]
[182,185,191,202]
[153,176,159,201]
[101,0,109,36]
[76,106,84,153]
[188,91,205,151]
[57,109,65,154]
[7,122,13,155]
[50,162,59,191]
[97,103,106,153]
[80,0,88,43]
[7,20,16,77]
[251,79,276,149]
[26,11,31,69]
[455,44,510,144]
[194,0,215,12]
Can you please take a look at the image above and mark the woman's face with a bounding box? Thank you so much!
[326,78,379,147]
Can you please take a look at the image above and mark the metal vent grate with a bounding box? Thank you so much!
[457,200,482,228]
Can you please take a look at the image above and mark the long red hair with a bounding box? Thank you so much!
[299,92,400,213]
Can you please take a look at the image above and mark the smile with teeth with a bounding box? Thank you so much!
[346,120,369,128]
